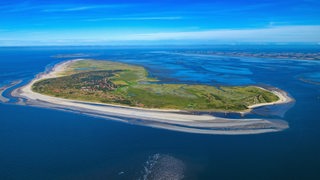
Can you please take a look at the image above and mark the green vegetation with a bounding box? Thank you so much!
[32,60,279,111]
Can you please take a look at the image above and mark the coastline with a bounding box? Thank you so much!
[247,86,294,109]
[10,59,294,135]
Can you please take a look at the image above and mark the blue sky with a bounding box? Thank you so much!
[0,0,320,46]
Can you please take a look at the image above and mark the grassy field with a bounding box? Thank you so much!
[32,60,279,111]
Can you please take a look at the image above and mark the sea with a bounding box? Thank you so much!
[0,45,319,180]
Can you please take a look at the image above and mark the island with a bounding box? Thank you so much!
[10,59,293,135]
[32,60,280,112]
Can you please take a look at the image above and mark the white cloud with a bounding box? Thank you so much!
[1,25,319,46]
[115,25,320,42]
[85,16,182,21]
[42,4,133,12]
[0,3,133,13]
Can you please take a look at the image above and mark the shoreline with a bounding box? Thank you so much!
[247,86,294,109]
[10,59,294,135]
[26,59,293,113]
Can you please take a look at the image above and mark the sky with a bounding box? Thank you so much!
[0,0,320,46]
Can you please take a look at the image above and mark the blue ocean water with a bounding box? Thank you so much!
[0,46,320,179]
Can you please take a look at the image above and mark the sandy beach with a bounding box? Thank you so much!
[247,86,294,109]
[10,59,294,135]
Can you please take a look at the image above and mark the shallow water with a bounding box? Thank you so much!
[0,46,320,179]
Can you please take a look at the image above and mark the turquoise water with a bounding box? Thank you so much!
[0,46,320,179]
